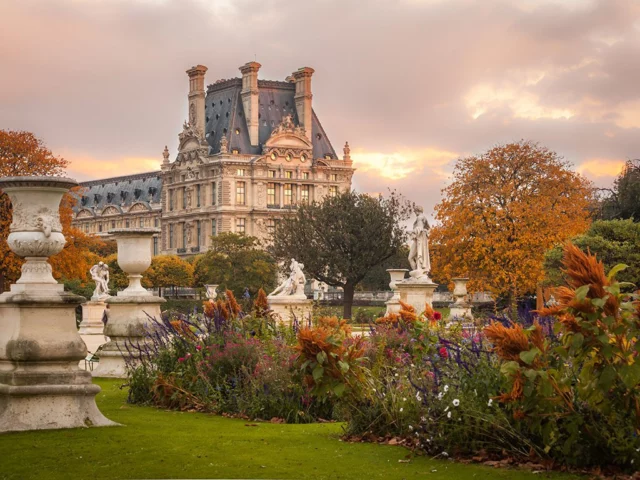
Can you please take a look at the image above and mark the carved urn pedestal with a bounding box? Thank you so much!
[384,269,408,315]
[267,294,313,326]
[78,301,109,366]
[448,277,473,321]
[91,229,164,378]
[0,176,116,432]
[396,270,438,316]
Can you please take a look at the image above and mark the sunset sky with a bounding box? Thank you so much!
[1,0,639,214]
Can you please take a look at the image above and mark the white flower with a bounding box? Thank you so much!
[416,393,422,402]
[474,389,477,396]
[447,411,452,418]
[444,406,449,412]
[409,425,413,431]
[442,451,449,457]
[372,388,376,392]
[395,373,399,377]
[399,407,404,412]
[487,399,493,407]
[402,397,407,402]
[444,385,449,392]
[421,416,427,423]
[452,399,460,407]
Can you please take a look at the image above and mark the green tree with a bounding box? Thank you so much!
[599,159,640,221]
[358,246,410,291]
[144,255,194,297]
[193,233,277,299]
[270,190,412,319]
[544,219,640,289]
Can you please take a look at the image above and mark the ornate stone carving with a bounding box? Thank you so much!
[9,200,62,235]
[220,135,228,154]
[407,206,431,281]
[269,259,306,298]
[90,262,110,301]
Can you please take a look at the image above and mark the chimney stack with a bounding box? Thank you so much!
[240,61,261,147]
[186,65,208,136]
[293,67,314,141]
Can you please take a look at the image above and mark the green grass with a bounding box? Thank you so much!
[0,379,582,480]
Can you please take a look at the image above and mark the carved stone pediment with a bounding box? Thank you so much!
[178,121,208,151]
[76,208,95,219]
[102,205,121,216]
[263,114,313,153]
[128,202,150,213]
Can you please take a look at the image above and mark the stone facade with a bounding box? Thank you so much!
[72,62,354,255]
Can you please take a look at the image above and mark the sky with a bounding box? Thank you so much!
[1,0,639,215]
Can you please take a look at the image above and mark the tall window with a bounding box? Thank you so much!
[211,219,217,237]
[285,171,293,179]
[302,172,309,180]
[153,237,158,256]
[196,184,201,207]
[169,224,174,248]
[211,183,217,205]
[268,170,276,178]
[329,186,338,197]
[236,218,245,234]
[330,174,338,181]
[182,187,187,209]
[169,189,174,211]
[267,183,276,206]
[301,185,310,204]
[267,218,276,235]
[284,184,292,205]
[139,218,144,228]
[154,218,159,227]
[182,223,187,248]
[98,223,103,233]
[196,220,201,247]
[125,219,129,228]
[236,181,246,205]
[111,220,116,229]
[236,168,245,176]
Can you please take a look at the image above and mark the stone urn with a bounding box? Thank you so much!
[384,268,408,315]
[449,277,473,320]
[0,176,116,432]
[205,284,218,300]
[2,176,75,287]
[110,228,159,297]
[93,228,164,378]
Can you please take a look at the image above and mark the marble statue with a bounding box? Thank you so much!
[90,262,110,300]
[269,258,306,297]
[408,206,431,279]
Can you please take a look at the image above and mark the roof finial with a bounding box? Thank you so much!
[343,141,351,161]
[162,145,170,164]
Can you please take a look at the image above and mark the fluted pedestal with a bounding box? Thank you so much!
[396,280,438,316]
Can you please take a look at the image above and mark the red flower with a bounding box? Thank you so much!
[439,347,448,358]
[178,357,185,363]
[195,345,202,351]
[434,311,442,321]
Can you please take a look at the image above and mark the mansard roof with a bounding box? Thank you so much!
[204,78,337,158]
[74,171,162,212]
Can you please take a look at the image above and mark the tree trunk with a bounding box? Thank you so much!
[342,281,355,320]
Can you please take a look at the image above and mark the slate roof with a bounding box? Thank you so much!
[205,78,337,158]
[75,171,162,212]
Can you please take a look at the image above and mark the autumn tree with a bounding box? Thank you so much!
[0,130,70,291]
[193,233,277,299]
[144,255,194,297]
[431,141,593,313]
[270,190,412,319]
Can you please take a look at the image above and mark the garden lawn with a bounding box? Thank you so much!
[0,379,582,480]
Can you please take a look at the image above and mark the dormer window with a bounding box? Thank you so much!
[300,154,307,162]
[232,149,240,154]
[324,154,332,160]
[270,153,276,161]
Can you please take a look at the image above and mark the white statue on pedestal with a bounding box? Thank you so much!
[269,258,306,297]
[90,262,110,300]
[408,206,431,281]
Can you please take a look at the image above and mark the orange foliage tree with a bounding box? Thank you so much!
[431,141,593,309]
[0,129,102,291]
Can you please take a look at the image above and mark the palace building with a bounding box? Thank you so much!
[72,62,355,256]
